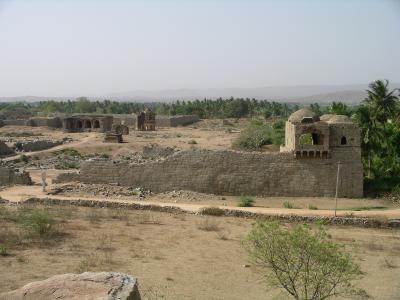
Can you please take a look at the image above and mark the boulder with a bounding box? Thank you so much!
[0,272,141,300]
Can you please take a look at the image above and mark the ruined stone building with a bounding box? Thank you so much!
[56,108,363,197]
[280,108,360,159]
[62,115,113,133]
[137,108,156,131]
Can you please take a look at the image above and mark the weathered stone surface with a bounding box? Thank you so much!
[0,272,141,300]
[0,166,32,186]
[15,139,63,152]
[0,141,14,156]
[55,148,363,198]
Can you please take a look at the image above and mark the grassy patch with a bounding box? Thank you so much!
[197,217,220,231]
[308,204,318,210]
[200,207,225,216]
[237,195,255,207]
[58,148,82,157]
[283,201,294,209]
[340,206,388,211]
[63,161,80,169]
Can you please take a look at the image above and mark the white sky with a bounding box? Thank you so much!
[0,0,399,97]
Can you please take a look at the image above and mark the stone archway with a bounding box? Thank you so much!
[93,119,100,129]
[76,120,83,129]
[84,120,92,129]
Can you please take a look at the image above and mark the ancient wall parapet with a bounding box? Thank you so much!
[55,149,363,198]
[0,166,32,186]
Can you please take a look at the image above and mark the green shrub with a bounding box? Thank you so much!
[19,154,29,163]
[308,204,318,210]
[200,207,225,216]
[19,208,60,239]
[63,161,80,169]
[0,244,8,256]
[237,195,255,207]
[59,148,82,157]
[283,201,294,209]
[99,153,110,159]
[233,119,285,150]
[244,221,363,300]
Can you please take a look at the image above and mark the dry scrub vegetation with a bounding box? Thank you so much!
[0,204,400,299]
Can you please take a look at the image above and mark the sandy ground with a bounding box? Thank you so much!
[0,204,399,299]
[1,122,400,299]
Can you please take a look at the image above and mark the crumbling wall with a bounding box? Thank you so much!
[15,140,63,152]
[2,119,28,126]
[27,117,62,128]
[56,149,363,197]
[0,141,14,156]
[156,115,199,127]
[0,166,32,186]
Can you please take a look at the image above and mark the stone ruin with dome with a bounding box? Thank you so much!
[55,108,364,198]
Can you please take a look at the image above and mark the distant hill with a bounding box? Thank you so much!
[1,83,398,104]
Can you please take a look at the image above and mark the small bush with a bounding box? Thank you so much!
[283,201,294,209]
[99,153,110,159]
[188,140,197,144]
[18,154,29,163]
[197,217,220,231]
[244,221,363,300]
[0,244,9,256]
[63,161,80,169]
[233,119,285,151]
[200,207,225,216]
[19,208,60,239]
[308,204,318,210]
[135,212,162,225]
[237,195,255,207]
[59,148,82,157]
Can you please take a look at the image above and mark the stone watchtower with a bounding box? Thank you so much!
[280,108,361,159]
[137,108,156,131]
[280,108,363,197]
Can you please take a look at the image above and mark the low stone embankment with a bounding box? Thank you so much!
[10,197,400,228]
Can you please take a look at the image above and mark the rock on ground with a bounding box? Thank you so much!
[0,272,141,300]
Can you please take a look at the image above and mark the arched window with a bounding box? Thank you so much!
[341,136,347,145]
[93,119,100,128]
[299,133,313,145]
[84,120,92,128]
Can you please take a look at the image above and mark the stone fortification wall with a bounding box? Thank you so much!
[0,166,32,186]
[27,117,62,128]
[2,119,28,126]
[156,115,199,127]
[56,149,363,197]
[113,114,137,127]
[15,140,63,152]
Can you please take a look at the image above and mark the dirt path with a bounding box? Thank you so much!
[1,185,400,219]
[2,133,97,162]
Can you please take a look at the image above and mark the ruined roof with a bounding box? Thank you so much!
[326,115,353,124]
[288,108,320,123]
[320,114,352,123]
[319,114,335,122]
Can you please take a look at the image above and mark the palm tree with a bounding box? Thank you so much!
[365,79,398,124]
[354,105,384,178]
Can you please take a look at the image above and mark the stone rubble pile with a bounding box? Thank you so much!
[118,144,179,164]
[50,183,152,199]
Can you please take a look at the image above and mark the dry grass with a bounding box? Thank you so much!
[196,217,220,231]
[0,204,399,299]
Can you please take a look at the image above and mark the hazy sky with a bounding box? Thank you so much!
[0,0,399,97]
